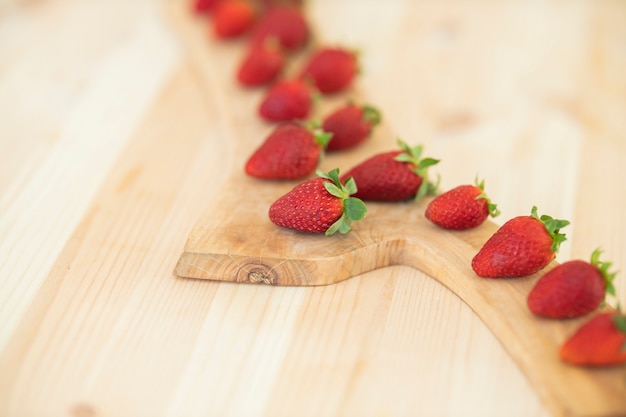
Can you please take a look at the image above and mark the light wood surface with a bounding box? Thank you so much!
[1,1,626,417]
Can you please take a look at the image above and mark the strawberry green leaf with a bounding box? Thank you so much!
[395,139,421,162]
[316,168,368,236]
[344,197,367,221]
[394,153,415,163]
[393,139,440,202]
[614,314,626,334]
[313,129,333,148]
[416,174,441,202]
[317,168,339,184]
[325,215,345,236]
[325,213,352,236]
[324,182,344,198]
[338,219,352,234]
[344,177,358,195]
[590,248,618,298]
[474,176,500,218]
[361,105,382,126]
[305,120,322,130]
[417,158,440,170]
[327,168,341,184]
[530,206,570,253]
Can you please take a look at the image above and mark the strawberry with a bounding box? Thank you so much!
[322,103,381,151]
[471,206,570,278]
[258,79,312,122]
[340,140,440,202]
[268,168,367,235]
[236,41,284,87]
[192,0,222,14]
[560,311,626,366]
[425,178,500,230]
[527,248,617,318]
[212,0,256,39]
[299,47,358,94]
[250,6,309,51]
[245,121,332,180]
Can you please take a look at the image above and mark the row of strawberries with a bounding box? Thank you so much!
[192,0,626,369]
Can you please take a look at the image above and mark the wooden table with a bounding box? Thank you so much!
[1,1,625,416]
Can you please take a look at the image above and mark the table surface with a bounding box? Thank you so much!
[1,1,625,416]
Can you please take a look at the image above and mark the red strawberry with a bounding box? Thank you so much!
[258,79,312,122]
[471,206,570,278]
[236,41,284,87]
[245,122,332,180]
[250,6,309,51]
[340,140,440,202]
[269,168,367,235]
[212,0,256,39]
[560,311,626,366]
[322,104,381,151]
[299,47,358,94]
[192,0,222,14]
[527,249,617,318]
[425,178,500,230]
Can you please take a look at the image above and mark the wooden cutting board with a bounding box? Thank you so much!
[170,4,626,417]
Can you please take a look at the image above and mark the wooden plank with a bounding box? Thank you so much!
[0,0,178,353]
[171,1,626,416]
[1,1,625,416]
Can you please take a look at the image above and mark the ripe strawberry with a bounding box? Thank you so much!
[299,47,358,94]
[250,6,309,51]
[245,122,332,180]
[269,168,367,235]
[322,103,381,151]
[560,311,626,366]
[258,79,312,122]
[340,140,440,202]
[425,178,500,230]
[527,249,617,318]
[471,206,570,278]
[236,41,284,87]
[212,0,256,39]
[192,0,222,14]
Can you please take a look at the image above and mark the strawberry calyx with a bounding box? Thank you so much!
[394,139,440,202]
[317,168,367,236]
[304,120,333,148]
[590,248,618,300]
[474,176,500,218]
[614,312,626,337]
[611,308,626,353]
[530,206,570,253]
[361,105,381,126]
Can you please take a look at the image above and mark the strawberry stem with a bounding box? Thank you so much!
[394,139,440,202]
[530,206,570,253]
[316,168,367,236]
[474,176,500,218]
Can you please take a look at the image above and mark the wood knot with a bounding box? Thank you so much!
[236,263,277,285]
